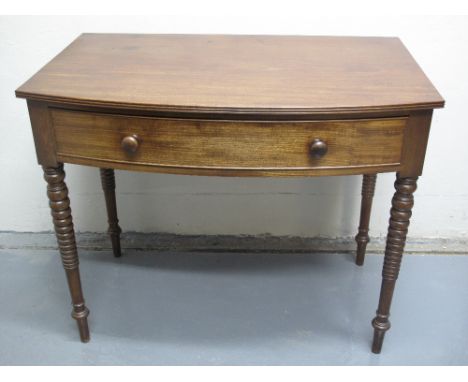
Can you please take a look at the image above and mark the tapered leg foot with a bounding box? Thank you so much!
[72,302,90,342]
[355,174,377,266]
[371,322,387,354]
[43,164,90,342]
[371,175,417,353]
[100,168,122,257]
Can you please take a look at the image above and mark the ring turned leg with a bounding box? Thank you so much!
[355,174,377,266]
[43,164,90,342]
[371,174,418,353]
[100,168,122,257]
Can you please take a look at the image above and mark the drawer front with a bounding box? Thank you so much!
[51,109,406,172]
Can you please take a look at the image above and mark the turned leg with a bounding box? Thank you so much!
[43,164,90,342]
[355,174,377,266]
[100,168,122,257]
[371,174,418,353]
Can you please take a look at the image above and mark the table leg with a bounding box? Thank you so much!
[43,164,90,342]
[100,168,122,257]
[371,174,418,353]
[355,174,377,266]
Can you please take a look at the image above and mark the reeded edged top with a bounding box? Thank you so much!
[16,33,444,115]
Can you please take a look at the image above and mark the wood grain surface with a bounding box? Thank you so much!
[51,108,406,174]
[16,34,444,115]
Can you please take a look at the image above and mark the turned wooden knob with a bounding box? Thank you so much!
[121,135,140,154]
[309,138,328,158]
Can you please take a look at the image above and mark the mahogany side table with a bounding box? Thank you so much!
[16,34,444,353]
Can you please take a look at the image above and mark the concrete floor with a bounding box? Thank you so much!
[0,248,467,365]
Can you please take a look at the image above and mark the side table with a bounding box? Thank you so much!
[16,34,444,353]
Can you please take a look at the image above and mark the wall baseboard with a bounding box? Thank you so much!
[0,231,466,254]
